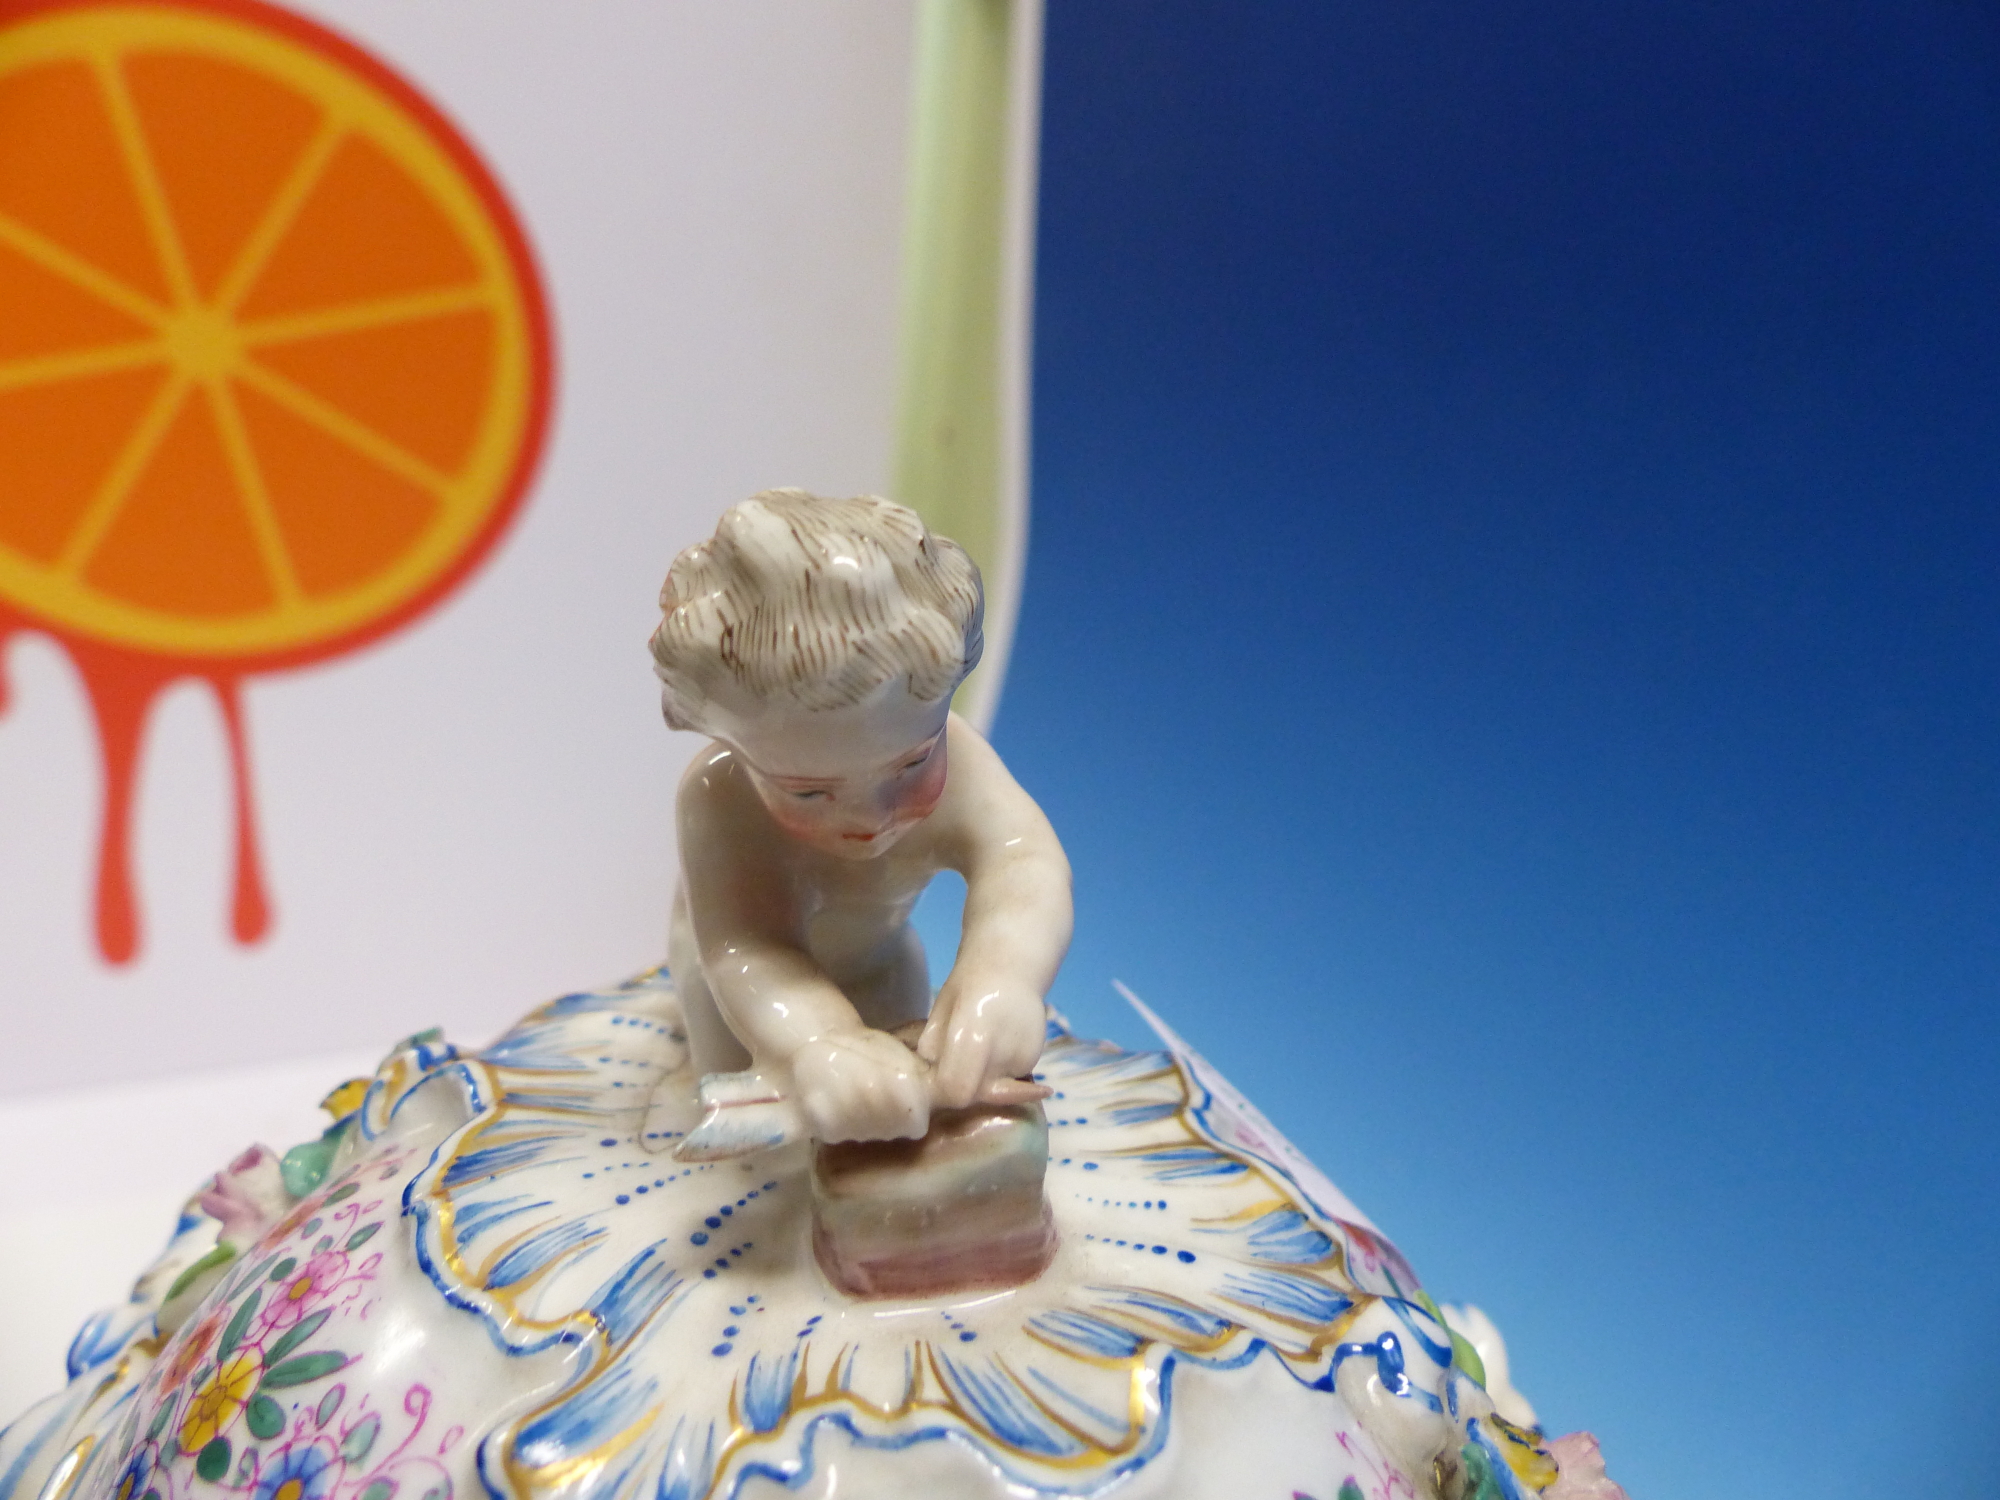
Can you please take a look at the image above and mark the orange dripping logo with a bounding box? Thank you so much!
[0,0,554,963]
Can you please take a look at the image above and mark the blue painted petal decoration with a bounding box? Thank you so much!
[394,971,1431,1499]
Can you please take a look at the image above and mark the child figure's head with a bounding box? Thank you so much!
[651,489,983,857]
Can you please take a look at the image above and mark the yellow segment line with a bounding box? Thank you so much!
[239,282,495,347]
[215,114,344,316]
[58,372,189,578]
[0,340,166,395]
[205,377,304,609]
[234,358,455,501]
[0,212,168,328]
[93,51,196,310]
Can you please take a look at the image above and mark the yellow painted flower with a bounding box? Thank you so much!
[178,1350,260,1454]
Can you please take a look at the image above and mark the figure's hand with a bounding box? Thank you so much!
[919,976,1047,1110]
[786,1028,931,1142]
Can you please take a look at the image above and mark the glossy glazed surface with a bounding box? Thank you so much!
[0,971,1578,1500]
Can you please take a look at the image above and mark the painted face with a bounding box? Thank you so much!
[728,696,952,859]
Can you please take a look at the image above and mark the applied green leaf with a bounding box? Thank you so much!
[165,1243,235,1303]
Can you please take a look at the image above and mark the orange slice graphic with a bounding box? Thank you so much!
[0,0,553,961]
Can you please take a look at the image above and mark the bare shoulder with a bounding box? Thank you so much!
[935,714,1028,816]
[677,739,730,800]
[941,713,1018,781]
[929,714,1061,867]
[675,742,766,843]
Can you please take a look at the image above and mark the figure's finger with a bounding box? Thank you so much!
[974,1077,1053,1105]
[916,1009,946,1063]
[933,1033,988,1110]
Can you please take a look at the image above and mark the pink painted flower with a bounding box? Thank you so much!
[262,1249,349,1331]
[1545,1432,1630,1500]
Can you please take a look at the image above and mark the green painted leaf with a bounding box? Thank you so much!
[218,1288,261,1358]
[315,1384,344,1426]
[246,1394,285,1440]
[345,1223,380,1252]
[267,1257,298,1283]
[165,1243,235,1303]
[195,1438,231,1483]
[263,1352,348,1388]
[145,1402,172,1441]
[325,1181,360,1206]
[357,1482,394,1500]
[228,1252,282,1300]
[141,1490,161,1500]
[339,1413,380,1463]
[263,1309,329,1367]
[1338,1483,1365,1500]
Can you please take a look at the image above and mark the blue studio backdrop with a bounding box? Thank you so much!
[952,4,2000,1497]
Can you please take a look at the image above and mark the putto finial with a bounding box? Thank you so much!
[655,489,1070,1295]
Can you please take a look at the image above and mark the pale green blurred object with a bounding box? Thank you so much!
[895,0,1036,724]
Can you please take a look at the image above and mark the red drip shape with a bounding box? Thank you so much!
[216,674,273,944]
[64,636,174,965]
[0,609,274,965]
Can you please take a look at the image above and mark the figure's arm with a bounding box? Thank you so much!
[919,717,1074,1107]
[678,750,929,1140]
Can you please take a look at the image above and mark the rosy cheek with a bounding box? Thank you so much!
[896,755,947,821]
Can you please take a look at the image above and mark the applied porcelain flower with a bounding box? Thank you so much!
[199,1147,290,1249]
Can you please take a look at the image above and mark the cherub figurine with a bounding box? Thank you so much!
[651,489,1072,1146]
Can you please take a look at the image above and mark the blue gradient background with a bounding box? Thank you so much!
[940,3,2000,1495]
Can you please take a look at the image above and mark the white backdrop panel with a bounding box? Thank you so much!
[0,2,924,1098]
